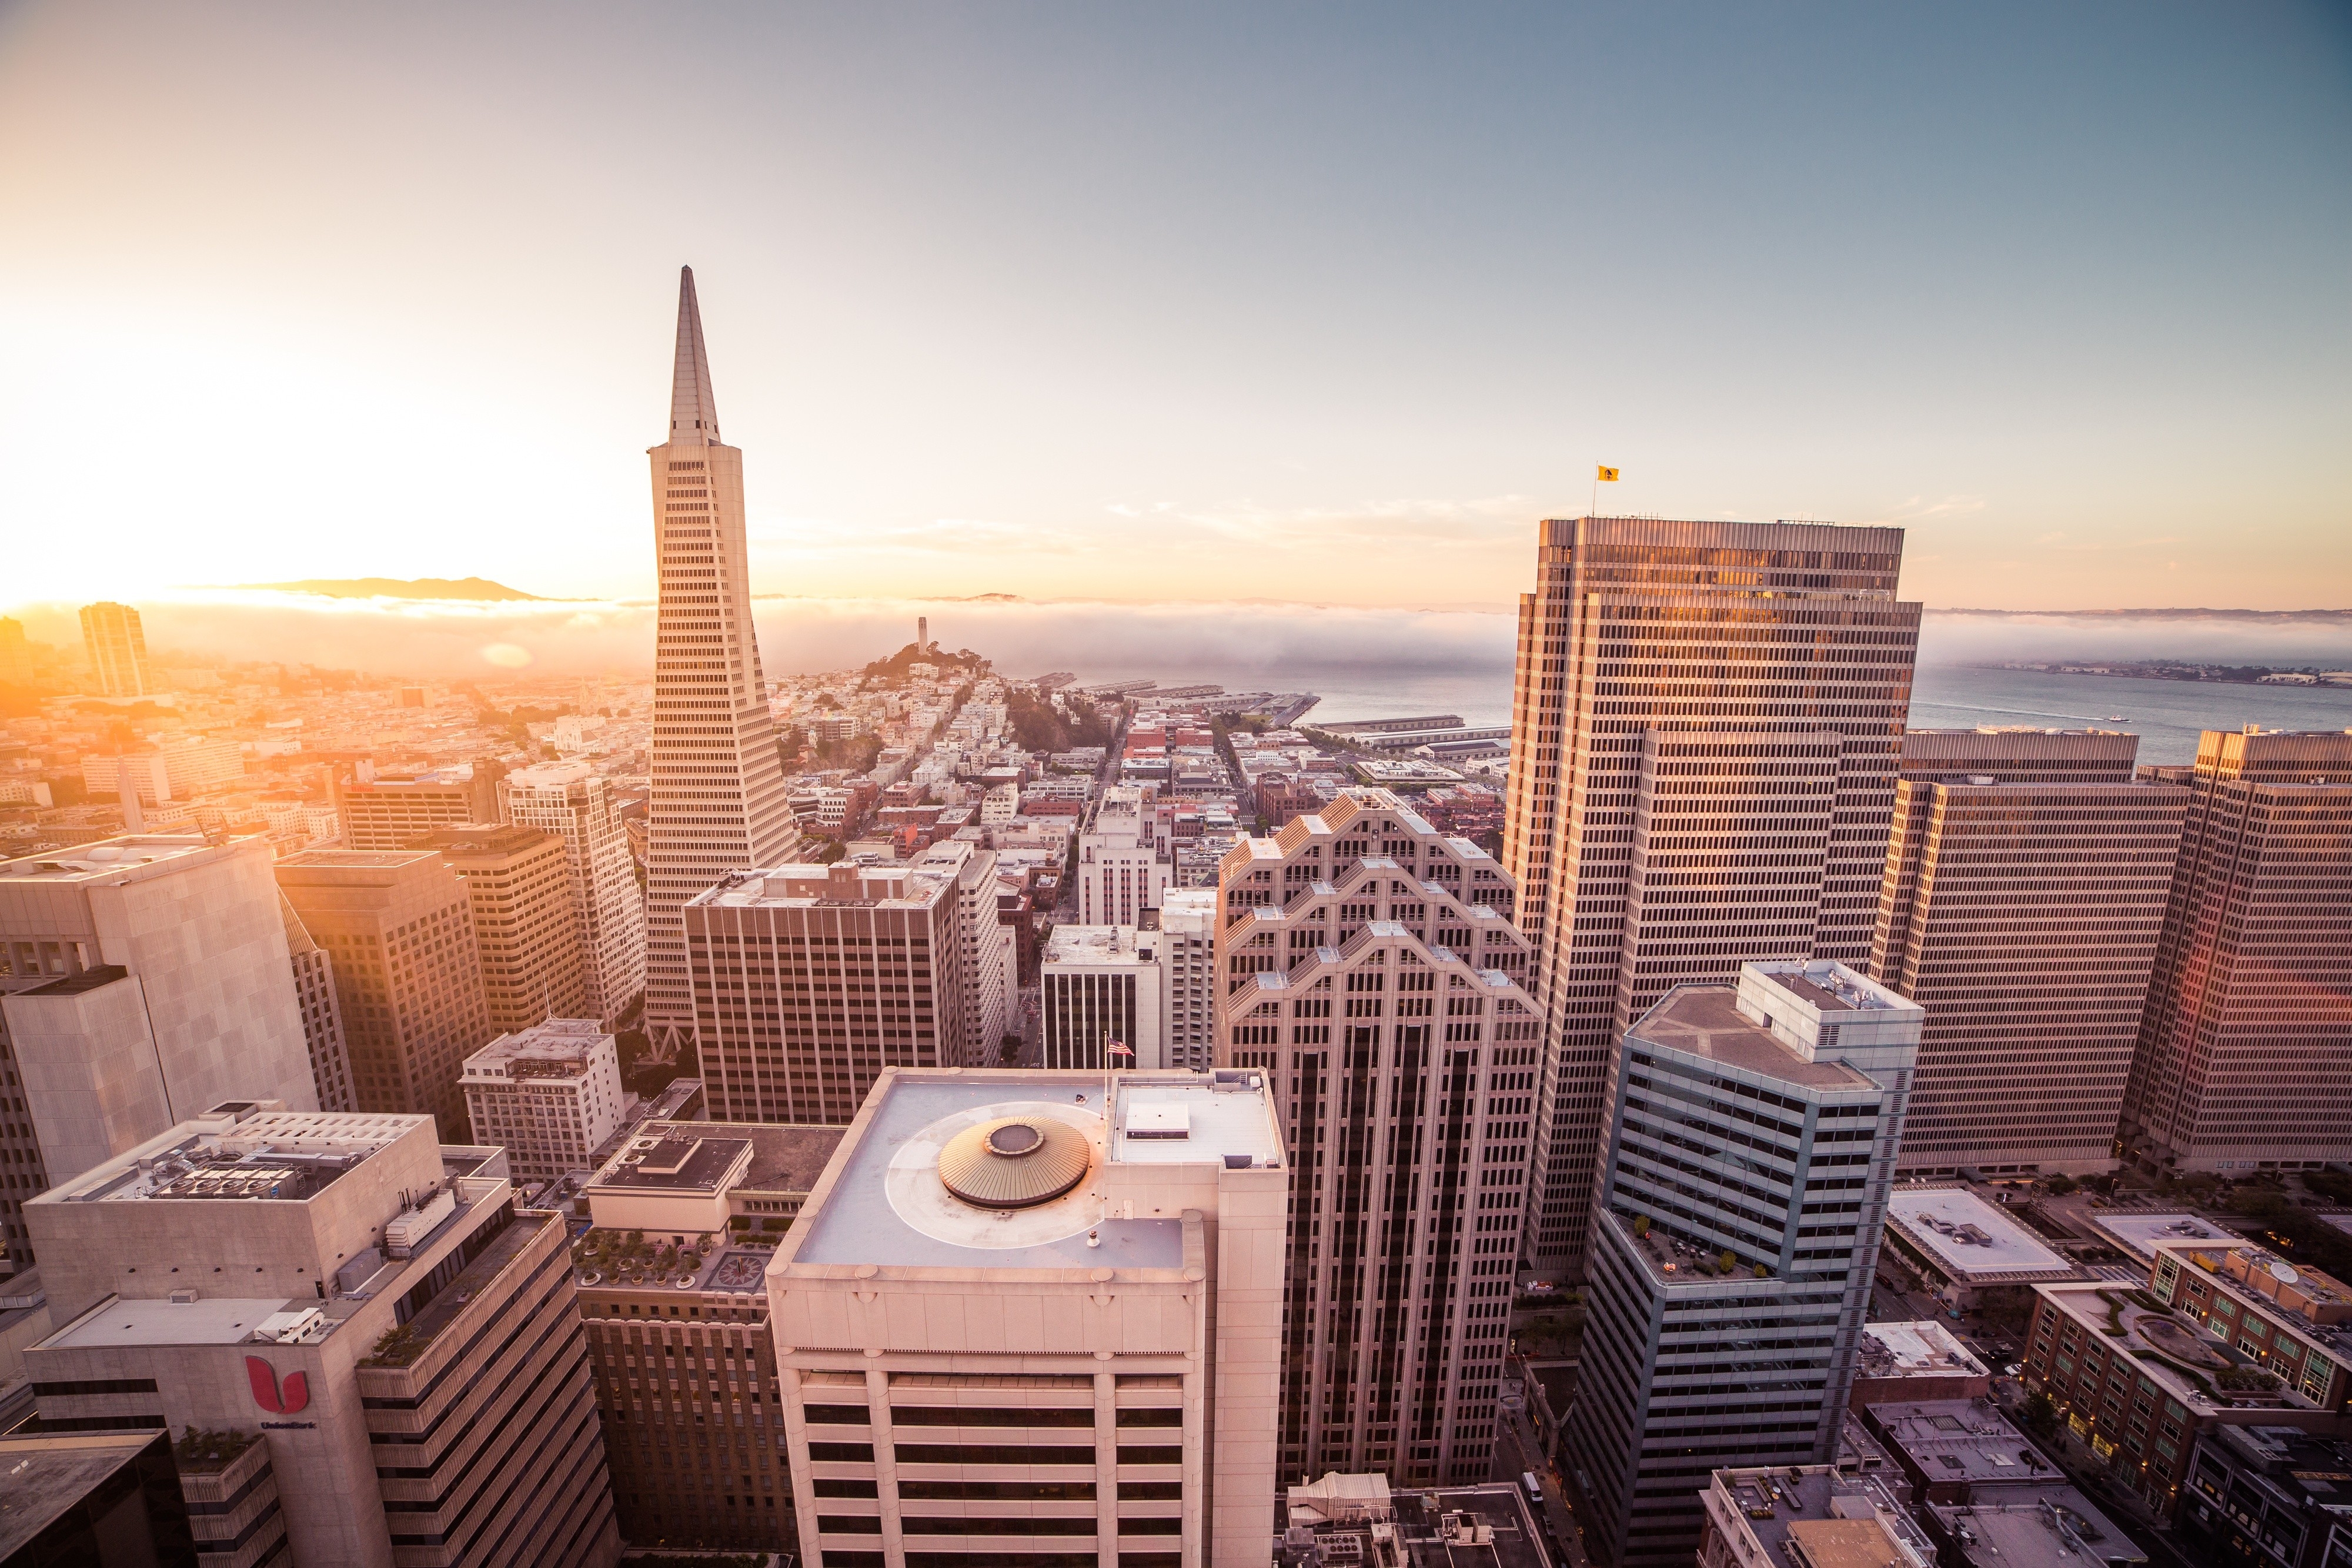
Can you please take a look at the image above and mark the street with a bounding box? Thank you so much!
[1494,1395,1588,1568]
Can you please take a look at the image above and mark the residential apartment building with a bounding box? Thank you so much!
[336,762,505,850]
[78,600,155,697]
[0,835,318,1193]
[1565,961,1920,1567]
[769,1066,1288,1568]
[1079,783,1170,925]
[574,1118,844,1553]
[414,824,593,1034]
[1160,887,1217,1071]
[1216,789,1541,1485]
[280,892,357,1111]
[643,267,801,1061]
[1502,517,1920,1279]
[462,1018,627,1184]
[274,848,495,1142]
[1042,924,1164,1069]
[21,1104,620,1568]
[2120,728,2352,1174]
[1871,728,2189,1175]
[680,860,973,1125]
[503,761,649,1028]
[80,736,245,804]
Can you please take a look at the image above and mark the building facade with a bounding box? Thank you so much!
[1041,924,1164,1070]
[1217,790,1541,1485]
[643,267,801,1062]
[1502,517,1921,1280]
[80,737,245,804]
[681,861,973,1125]
[22,1105,619,1568]
[1160,887,1217,1071]
[1565,961,1920,1568]
[768,1066,1288,1568]
[273,849,495,1142]
[2119,728,2352,1174]
[503,761,649,1029]
[0,835,319,1189]
[910,840,1010,1066]
[461,1018,627,1183]
[280,892,358,1112]
[1871,729,2187,1175]
[574,1118,843,1552]
[1079,784,1170,926]
[414,825,594,1035]
[335,763,505,851]
[78,601,155,698]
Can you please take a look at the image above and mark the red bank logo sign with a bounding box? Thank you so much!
[246,1357,309,1415]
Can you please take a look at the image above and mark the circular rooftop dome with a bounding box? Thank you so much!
[937,1116,1091,1209]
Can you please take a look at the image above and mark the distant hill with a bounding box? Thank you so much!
[234,577,547,601]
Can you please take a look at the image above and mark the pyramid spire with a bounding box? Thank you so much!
[669,265,720,444]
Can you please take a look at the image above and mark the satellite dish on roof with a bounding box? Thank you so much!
[2271,1261,2300,1284]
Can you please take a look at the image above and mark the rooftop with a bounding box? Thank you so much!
[590,1134,753,1195]
[1278,1480,1554,1568]
[49,1293,310,1349]
[463,1017,613,1081]
[2037,1282,2320,1413]
[0,1430,168,1559]
[0,834,231,883]
[42,1110,427,1206]
[1043,924,1150,964]
[1863,1398,2060,1489]
[1627,986,1881,1092]
[2089,1211,2239,1265]
[1860,1320,1993,1380]
[1706,1467,1933,1568]
[1886,1189,2075,1282]
[585,1120,841,1198]
[786,1069,1281,1272]
[686,862,952,910]
[407,824,557,858]
[1922,1488,2148,1567]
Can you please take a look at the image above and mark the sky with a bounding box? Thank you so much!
[2,1,2347,622]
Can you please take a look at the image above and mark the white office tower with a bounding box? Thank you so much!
[462,1017,627,1184]
[1215,790,1541,1486]
[769,1066,1289,1568]
[1160,888,1217,1071]
[0,836,319,1183]
[644,266,799,1060]
[1565,961,1920,1568]
[1079,784,1170,925]
[503,760,650,1027]
[1042,925,1165,1069]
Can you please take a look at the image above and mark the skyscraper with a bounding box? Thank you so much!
[279,892,358,1112]
[2119,727,2352,1175]
[1870,729,2189,1176]
[76,601,154,698]
[273,848,495,1141]
[413,824,594,1035]
[336,760,505,849]
[0,617,34,688]
[1502,517,1919,1279]
[503,760,649,1027]
[644,266,799,1061]
[1216,790,1541,1485]
[1565,961,1919,1567]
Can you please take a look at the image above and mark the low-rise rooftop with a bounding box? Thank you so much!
[2089,1211,2239,1265]
[1704,1467,1933,1568]
[1859,1320,1993,1382]
[1864,1398,2060,1491]
[1278,1479,1553,1568]
[1886,1189,2074,1284]
[1922,1487,2148,1567]
[0,1430,172,1559]
[463,1017,612,1081]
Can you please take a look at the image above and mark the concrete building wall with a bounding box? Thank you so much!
[503,763,648,1029]
[2,972,173,1183]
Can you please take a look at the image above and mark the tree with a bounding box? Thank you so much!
[2044,1174,2079,1196]
[2020,1390,2058,1437]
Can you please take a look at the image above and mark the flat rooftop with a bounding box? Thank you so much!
[44,1112,427,1205]
[275,848,437,870]
[465,1018,612,1078]
[1279,1482,1553,1568]
[1707,1468,1932,1568]
[1044,924,1146,964]
[788,1069,1279,1272]
[1762,965,1900,1013]
[1887,1189,2074,1282]
[51,1294,302,1348]
[0,834,223,882]
[1859,1320,1992,1379]
[587,1119,843,1197]
[0,1430,167,1558]
[1628,987,1880,1091]
[2090,1210,2239,1264]
[592,1135,753,1195]
[686,863,951,910]
[1923,1487,2147,1567]
[1863,1399,2057,1488]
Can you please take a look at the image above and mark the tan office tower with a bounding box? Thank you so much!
[337,761,505,850]
[1216,790,1541,1485]
[1870,730,2188,1176]
[1502,517,1918,1279]
[280,892,359,1111]
[504,760,649,1027]
[22,1105,620,1568]
[644,266,799,1062]
[2120,728,2352,1175]
[413,824,594,1034]
[76,601,154,697]
[770,1066,1287,1568]
[274,848,496,1141]
[681,861,973,1125]
[0,835,319,1184]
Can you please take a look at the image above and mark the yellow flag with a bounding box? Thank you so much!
[1596,466,1620,482]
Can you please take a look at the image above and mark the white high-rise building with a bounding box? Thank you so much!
[461,1017,626,1183]
[910,840,1010,1065]
[1565,961,1921,1567]
[503,760,648,1028]
[1159,887,1217,1071]
[644,266,800,1059]
[1078,784,1168,925]
[1041,924,1164,1069]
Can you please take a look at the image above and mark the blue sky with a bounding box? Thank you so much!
[2,1,2346,611]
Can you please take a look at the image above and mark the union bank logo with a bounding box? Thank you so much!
[246,1357,309,1415]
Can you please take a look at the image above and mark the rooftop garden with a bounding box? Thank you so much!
[172,1426,258,1473]
[572,1227,718,1286]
